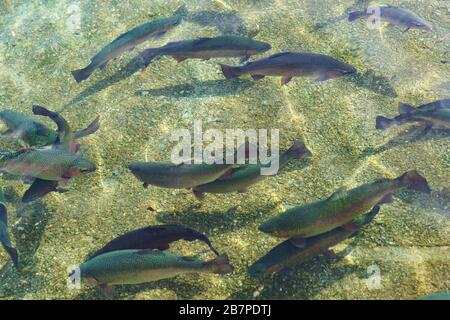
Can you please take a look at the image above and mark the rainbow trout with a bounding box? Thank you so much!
[0,149,95,181]
[0,190,18,269]
[0,109,99,148]
[71,15,181,82]
[79,250,233,298]
[259,171,430,246]
[348,5,432,32]
[376,99,450,130]
[88,224,220,259]
[220,51,357,85]
[128,162,233,189]
[192,141,311,199]
[139,35,271,67]
[249,206,379,277]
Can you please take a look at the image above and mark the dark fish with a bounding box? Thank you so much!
[0,189,19,269]
[139,35,271,67]
[128,162,233,189]
[21,178,68,203]
[259,171,430,247]
[192,141,311,199]
[348,5,432,32]
[376,99,450,130]
[79,250,233,299]
[71,15,181,82]
[220,51,357,85]
[249,206,379,277]
[88,224,220,260]
[0,109,99,148]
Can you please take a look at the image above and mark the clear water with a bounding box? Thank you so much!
[0,0,449,299]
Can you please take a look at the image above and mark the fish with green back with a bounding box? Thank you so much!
[249,206,379,277]
[259,171,430,247]
[220,51,357,85]
[88,224,220,259]
[192,141,311,200]
[78,250,233,299]
[0,189,18,269]
[71,15,181,83]
[376,99,450,131]
[139,35,272,67]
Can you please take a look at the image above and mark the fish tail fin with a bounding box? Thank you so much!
[348,11,366,22]
[398,102,415,115]
[5,245,19,270]
[71,66,92,83]
[73,116,100,139]
[285,141,312,160]
[32,105,54,117]
[398,170,431,194]
[139,48,160,69]
[375,116,395,130]
[220,64,240,80]
[206,254,234,275]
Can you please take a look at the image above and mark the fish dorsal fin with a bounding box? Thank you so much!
[327,186,347,200]
[194,37,213,44]
[181,256,196,262]
[398,103,415,115]
[134,249,164,255]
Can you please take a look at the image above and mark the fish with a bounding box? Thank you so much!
[258,171,430,247]
[0,189,19,269]
[128,162,234,189]
[71,15,181,83]
[139,35,272,68]
[88,224,220,259]
[376,99,450,130]
[78,250,233,298]
[249,206,380,277]
[192,141,311,199]
[0,149,96,181]
[19,105,98,202]
[219,51,357,85]
[417,292,450,300]
[348,5,432,32]
[0,109,99,148]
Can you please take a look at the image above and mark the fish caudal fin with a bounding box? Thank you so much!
[206,255,234,275]
[375,116,395,130]
[348,11,366,22]
[398,170,431,194]
[139,48,160,69]
[71,66,92,83]
[32,105,54,117]
[285,141,312,160]
[220,64,240,80]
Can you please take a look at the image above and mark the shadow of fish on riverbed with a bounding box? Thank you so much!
[135,79,254,99]
[175,5,250,36]
[61,54,147,112]
[396,189,450,219]
[346,70,397,97]
[360,126,450,159]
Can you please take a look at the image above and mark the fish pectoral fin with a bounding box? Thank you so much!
[378,193,393,205]
[98,283,115,300]
[237,188,248,193]
[281,76,293,86]
[322,249,336,258]
[192,188,205,201]
[251,74,265,81]
[99,61,109,70]
[173,56,187,63]
[289,236,306,248]
[154,31,167,39]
